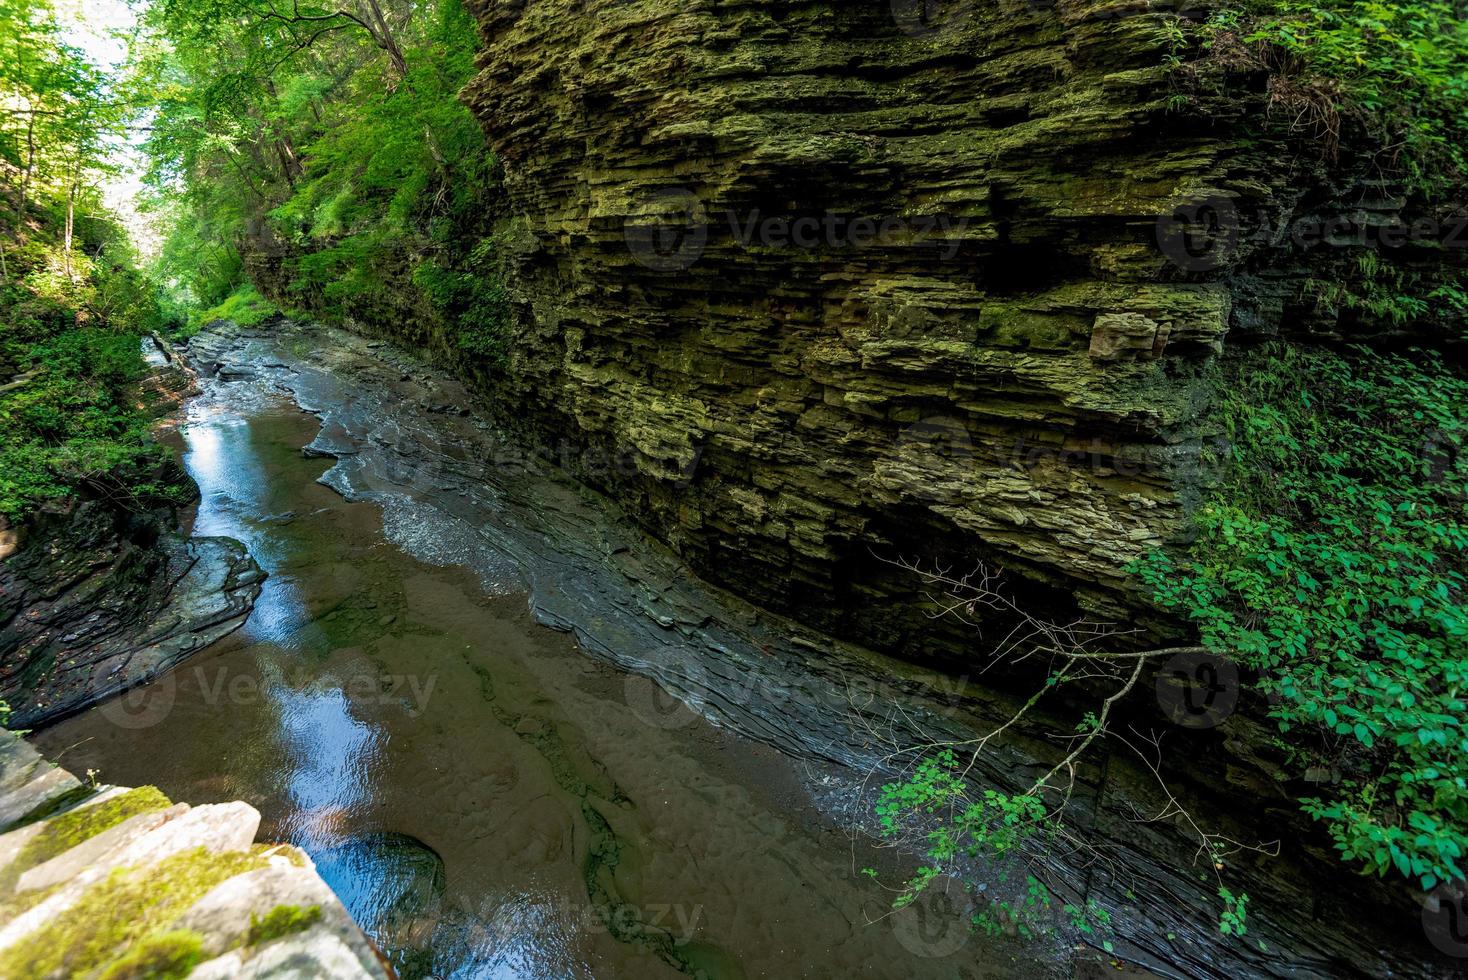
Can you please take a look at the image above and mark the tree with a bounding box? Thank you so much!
[132,0,495,331]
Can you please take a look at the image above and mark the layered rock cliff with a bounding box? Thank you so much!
[434,0,1463,655]
[239,0,1464,657]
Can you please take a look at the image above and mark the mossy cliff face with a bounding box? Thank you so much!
[448,0,1461,651]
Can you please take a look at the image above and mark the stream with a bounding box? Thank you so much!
[31,324,1029,979]
[28,321,1445,980]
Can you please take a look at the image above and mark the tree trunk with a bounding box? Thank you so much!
[63,180,76,281]
[362,0,409,83]
[20,112,35,217]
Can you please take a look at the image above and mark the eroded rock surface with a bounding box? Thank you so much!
[0,501,263,729]
[0,348,264,730]
[0,731,388,979]
[436,0,1460,650]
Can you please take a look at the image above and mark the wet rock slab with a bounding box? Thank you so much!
[0,500,263,729]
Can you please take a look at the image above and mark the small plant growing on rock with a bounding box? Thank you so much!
[245,903,323,947]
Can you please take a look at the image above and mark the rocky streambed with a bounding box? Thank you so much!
[23,319,1458,979]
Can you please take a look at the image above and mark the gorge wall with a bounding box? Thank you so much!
[216,6,1467,973]
[248,0,1464,656]
[449,0,1461,654]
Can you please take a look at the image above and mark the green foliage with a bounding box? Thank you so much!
[137,0,505,356]
[0,322,184,520]
[1136,343,1468,893]
[1218,887,1249,937]
[0,0,118,192]
[1204,1,1468,190]
[412,239,512,364]
[188,283,276,336]
[1304,253,1450,327]
[245,903,321,946]
[0,2,186,522]
[872,750,1072,932]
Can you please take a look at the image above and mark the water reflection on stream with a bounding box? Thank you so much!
[33,401,1002,979]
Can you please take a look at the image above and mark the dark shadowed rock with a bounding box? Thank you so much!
[0,500,263,728]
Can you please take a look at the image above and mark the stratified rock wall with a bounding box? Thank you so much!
[0,349,263,728]
[448,0,1461,653]
[0,502,263,728]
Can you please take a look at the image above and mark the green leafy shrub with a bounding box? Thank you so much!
[1136,342,1468,892]
[0,325,186,520]
[412,241,512,365]
[871,749,1065,934]
[187,283,276,336]
[1202,1,1468,191]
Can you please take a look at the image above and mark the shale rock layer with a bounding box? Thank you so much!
[447,0,1466,649]
[459,0,1231,645]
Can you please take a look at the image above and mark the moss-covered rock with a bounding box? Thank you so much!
[0,785,172,894]
[0,736,387,979]
[406,0,1455,656]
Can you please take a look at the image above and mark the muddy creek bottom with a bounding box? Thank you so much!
[32,403,1007,979]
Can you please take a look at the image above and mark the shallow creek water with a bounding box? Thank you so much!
[32,353,1012,978]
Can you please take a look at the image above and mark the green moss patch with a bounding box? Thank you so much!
[0,786,172,894]
[246,903,322,946]
[0,845,269,980]
[96,928,206,980]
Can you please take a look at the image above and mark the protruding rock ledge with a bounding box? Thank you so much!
[0,732,389,979]
[0,505,264,729]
